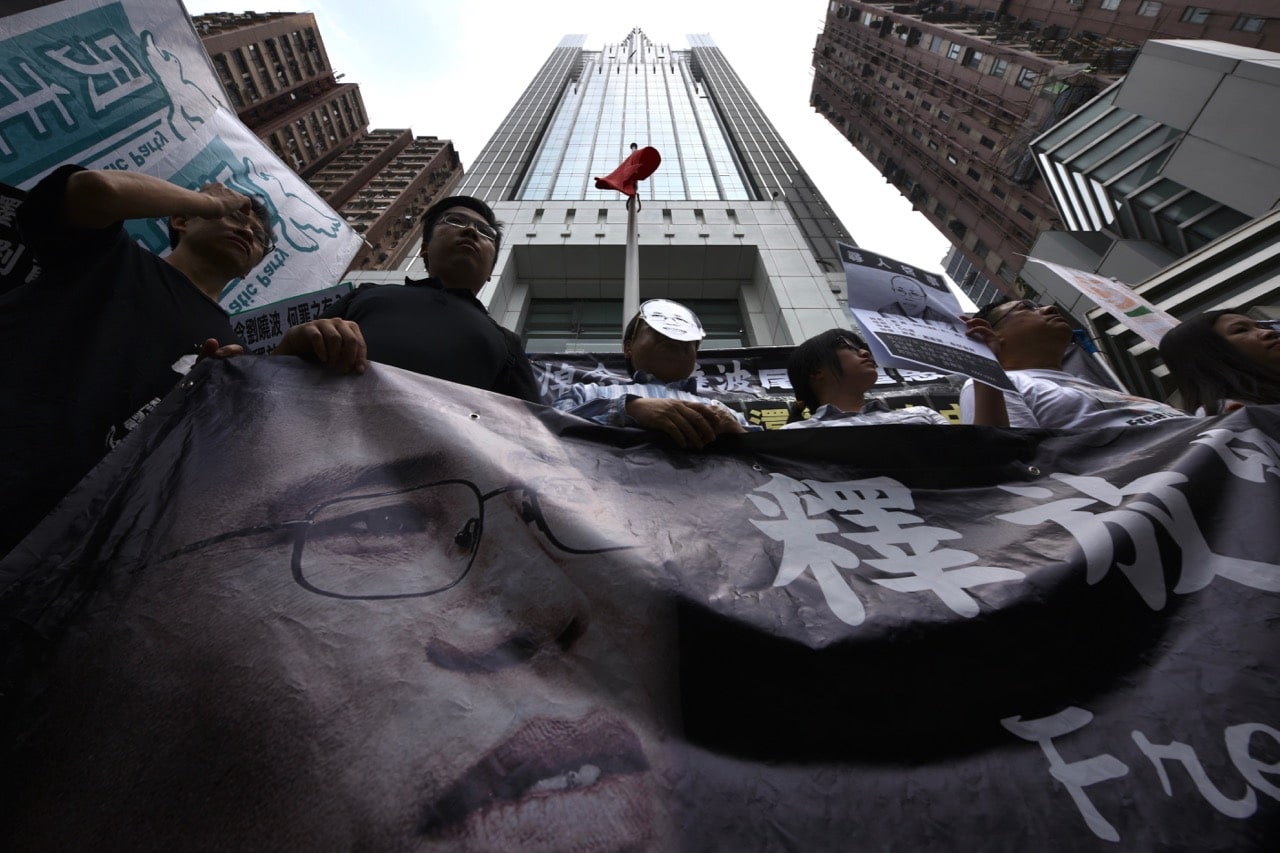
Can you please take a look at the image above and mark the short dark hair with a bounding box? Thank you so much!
[973,297,1013,324]
[168,195,272,252]
[787,328,867,410]
[422,195,503,255]
[1158,308,1280,413]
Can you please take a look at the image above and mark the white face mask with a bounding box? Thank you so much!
[636,299,705,342]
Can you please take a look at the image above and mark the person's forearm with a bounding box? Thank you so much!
[62,170,220,229]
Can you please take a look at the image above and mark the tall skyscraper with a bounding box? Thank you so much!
[811,1,1278,302]
[445,30,854,349]
[195,11,464,271]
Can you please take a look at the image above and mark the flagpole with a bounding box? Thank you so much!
[623,193,639,334]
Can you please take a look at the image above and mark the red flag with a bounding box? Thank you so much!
[594,146,661,197]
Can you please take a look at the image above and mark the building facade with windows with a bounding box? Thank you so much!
[195,11,368,176]
[1021,38,1280,399]
[811,1,1277,303]
[195,11,464,272]
[368,30,853,350]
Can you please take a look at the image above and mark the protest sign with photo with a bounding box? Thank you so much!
[840,242,1013,390]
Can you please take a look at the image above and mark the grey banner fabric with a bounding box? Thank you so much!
[3,358,1278,850]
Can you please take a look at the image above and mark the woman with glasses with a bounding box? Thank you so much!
[1158,309,1280,414]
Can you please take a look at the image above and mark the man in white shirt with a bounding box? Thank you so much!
[960,298,1186,429]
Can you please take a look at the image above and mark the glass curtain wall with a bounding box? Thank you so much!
[518,30,751,202]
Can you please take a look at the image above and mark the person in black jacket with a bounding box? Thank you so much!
[322,195,542,402]
[321,196,540,403]
[1,165,365,557]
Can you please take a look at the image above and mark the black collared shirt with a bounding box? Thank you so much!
[322,277,539,403]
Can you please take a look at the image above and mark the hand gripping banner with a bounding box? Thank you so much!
[2,359,1279,850]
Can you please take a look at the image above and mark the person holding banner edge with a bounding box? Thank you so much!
[0,165,365,558]
[554,299,750,448]
[319,196,540,403]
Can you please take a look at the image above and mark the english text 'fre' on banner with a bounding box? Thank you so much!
[2,357,1278,850]
[1,0,361,314]
[840,242,1014,391]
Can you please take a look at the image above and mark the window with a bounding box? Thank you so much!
[1232,15,1266,32]
[966,167,982,181]
[929,35,944,53]
[989,58,1008,78]
[980,136,996,149]
[946,43,963,61]
[1015,68,1039,89]
[1100,0,1121,9]
[946,154,959,165]
[939,109,952,123]
[1180,6,1210,24]
[963,49,985,69]
[992,185,1006,200]
[958,121,972,134]
[1018,205,1036,221]
[1137,1,1162,16]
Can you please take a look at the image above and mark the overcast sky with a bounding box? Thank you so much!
[181,0,954,275]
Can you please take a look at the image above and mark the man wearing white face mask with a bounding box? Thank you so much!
[553,299,750,449]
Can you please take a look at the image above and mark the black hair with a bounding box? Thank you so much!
[973,296,1013,324]
[1158,308,1280,414]
[167,195,272,252]
[787,328,868,410]
[421,195,503,258]
[168,195,272,251]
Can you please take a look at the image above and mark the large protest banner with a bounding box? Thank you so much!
[2,358,1277,850]
[0,0,360,312]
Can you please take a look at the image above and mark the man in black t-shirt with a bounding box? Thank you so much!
[0,166,366,557]
[322,196,539,403]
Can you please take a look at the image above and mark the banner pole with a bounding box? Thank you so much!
[623,193,640,334]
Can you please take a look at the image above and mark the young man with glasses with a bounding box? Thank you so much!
[0,165,365,557]
[320,195,540,403]
[959,297,1186,429]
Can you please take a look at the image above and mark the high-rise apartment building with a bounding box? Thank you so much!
[195,11,367,176]
[1022,38,1280,398]
[436,30,854,349]
[811,1,1278,302]
[194,11,463,271]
